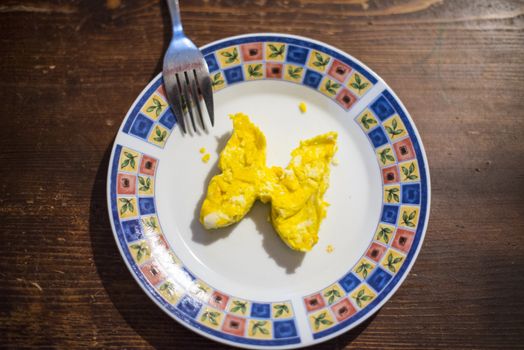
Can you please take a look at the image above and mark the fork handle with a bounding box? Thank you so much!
[166,0,183,35]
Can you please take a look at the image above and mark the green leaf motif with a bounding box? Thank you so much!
[354,289,373,308]
[159,282,175,296]
[377,226,393,243]
[230,301,247,314]
[323,289,341,305]
[130,242,149,262]
[268,44,285,58]
[360,113,376,130]
[273,304,289,318]
[379,148,395,164]
[313,312,333,329]
[385,118,404,138]
[385,187,400,203]
[143,217,157,231]
[385,253,404,273]
[201,311,219,325]
[401,163,418,180]
[138,176,151,192]
[350,73,369,93]
[146,97,164,117]
[248,64,262,77]
[324,80,341,95]
[211,72,224,87]
[121,152,137,169]
[312,52,330,68]
[153,127,167,142]
[221,48,239,63]
[356,262,372,278]
[119,198,134,214]
[401,210,417,227]
[287,66,302,79]
[252,321,269,335]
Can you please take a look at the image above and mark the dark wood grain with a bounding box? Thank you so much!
[1,0,523,348]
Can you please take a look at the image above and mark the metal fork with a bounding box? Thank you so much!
[162,0,214,134]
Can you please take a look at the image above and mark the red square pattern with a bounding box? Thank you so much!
[392,228,416,253]
[266,63,283,79]
[304,293,325,312]
[240,43,263,61]
[393,138,415,162]
[140,155,157,176]
[382,165,400,184]
[328,60,352,82]
[222,315,246,336]
[366,242,387,262]
[117,173,136,195]
[336,89,357,110]
[140,261,165,286]
[331,298,356,322]
[209,291,229,310]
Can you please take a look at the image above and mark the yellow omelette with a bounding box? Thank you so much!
[200,113,338,252]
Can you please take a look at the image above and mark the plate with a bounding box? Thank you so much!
[106,33,430,349]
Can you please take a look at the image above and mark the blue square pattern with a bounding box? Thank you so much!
[368,127,388,148]
[370,96,395,121]
[205,54,219,72]
[139,197,155,215]
[224,66,244,84]
[176,295,202,319]
[121,219,143,242]
[250,303,270,318]
[286,45,309,64]
[381,205,399,224]
[367,267,393,292]
[303,69,322,89]
[182,267,196,281]
[273,320,297,339]
[159,108,177,130]
[402,184,421,204]
[338,272,360,293]
[130,114,154,139]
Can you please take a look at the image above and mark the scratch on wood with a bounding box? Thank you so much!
[75,15,90,32]
[0,3,77,14]
[30,281,43,292]
[16,278,43,292]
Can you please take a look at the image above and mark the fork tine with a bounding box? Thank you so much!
[195,69,214,126]
[188,69,205,130]
[182,72,197,133]
[171,73,187,134]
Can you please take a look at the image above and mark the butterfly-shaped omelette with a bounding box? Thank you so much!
[200,113,337,252]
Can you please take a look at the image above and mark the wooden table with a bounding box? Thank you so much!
[2,0,523,348]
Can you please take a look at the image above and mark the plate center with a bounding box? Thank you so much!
[156,81,382,301]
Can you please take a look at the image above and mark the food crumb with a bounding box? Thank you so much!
[299,102,307,113]
[326,244,334,253]
[199,147,206,154]
[202,154,211,163]
[332,158,339,166]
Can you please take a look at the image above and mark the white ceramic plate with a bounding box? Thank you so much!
[106,33,430,349]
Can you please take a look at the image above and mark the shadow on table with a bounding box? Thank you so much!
[89,144,377,349]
